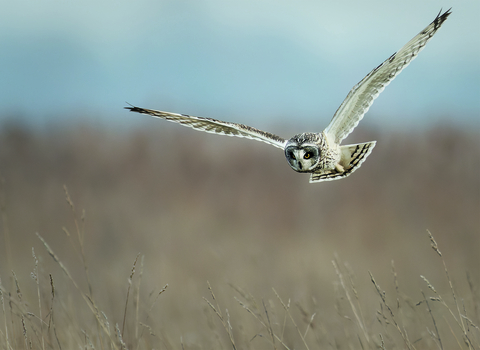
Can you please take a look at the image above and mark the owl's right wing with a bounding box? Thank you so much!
[125,106,287,149]
[324,9,451,144]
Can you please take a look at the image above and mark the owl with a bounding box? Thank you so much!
[126,9,450,183]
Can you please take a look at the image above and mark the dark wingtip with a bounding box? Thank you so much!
[434,8,452,28]
[124,103,141,113]
[443,7,453,16]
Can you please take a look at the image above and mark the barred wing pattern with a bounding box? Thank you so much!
[125,106,287,149]
[324,9,451,144]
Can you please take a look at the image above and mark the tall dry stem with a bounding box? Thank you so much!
[332,256,370,344]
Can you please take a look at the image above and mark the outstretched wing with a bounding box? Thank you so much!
[324,9,451,144]
[125,106,287,149]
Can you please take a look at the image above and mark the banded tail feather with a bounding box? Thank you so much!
[309,141,376,183]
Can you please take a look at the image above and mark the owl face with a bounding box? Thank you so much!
[284,133,322,173]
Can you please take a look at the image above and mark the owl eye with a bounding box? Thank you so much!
[304,152,312,159]
[290,153,296,160]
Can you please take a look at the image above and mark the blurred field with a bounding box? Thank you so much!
[0,120,479,349]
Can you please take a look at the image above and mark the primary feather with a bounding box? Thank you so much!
[324,9,451,144]
[125,106,287,149]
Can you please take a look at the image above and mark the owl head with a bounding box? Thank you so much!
[284,133,322,173]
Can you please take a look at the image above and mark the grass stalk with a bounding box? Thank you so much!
[36,232,119,350]
[332,256,370,344]
[1,286,12,350]
[122,253,141,338]
[134,255,144,342]
[32,248,45,350]
[261,299,277,350]
[273,288,310,350]
[421,290,443,349]
[63,185,93,298]
[425,230,475,349]
[370,271,415,350]
[204,281,237,350]
[234,292,291,349]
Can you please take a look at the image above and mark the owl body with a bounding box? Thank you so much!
[282,131,377,182]
[126,9,450,183]
[285,132,339,173]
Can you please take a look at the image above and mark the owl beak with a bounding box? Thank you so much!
[297,162,303,170]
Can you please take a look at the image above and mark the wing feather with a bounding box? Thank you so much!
[324,9,451,144]
[125,106,287,149]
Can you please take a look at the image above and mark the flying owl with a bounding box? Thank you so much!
[126,9,451,183]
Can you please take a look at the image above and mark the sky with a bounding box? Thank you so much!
[1,0,479,132]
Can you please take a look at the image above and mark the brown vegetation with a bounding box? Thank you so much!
[0,120,479,349]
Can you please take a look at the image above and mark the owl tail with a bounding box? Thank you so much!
[309,141,376,183]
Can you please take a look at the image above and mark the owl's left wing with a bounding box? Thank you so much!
[324,9,451,144]
[125,106,287,149]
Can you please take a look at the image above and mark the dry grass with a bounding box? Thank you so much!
[0,121,478,349]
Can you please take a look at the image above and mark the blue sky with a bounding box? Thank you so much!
[1,0,479,131]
